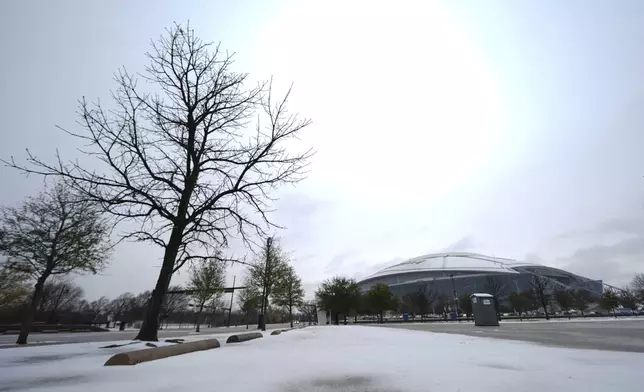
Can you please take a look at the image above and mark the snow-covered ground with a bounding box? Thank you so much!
[394,316,644,326]
[501,316,644,324]
[0,326,642,392]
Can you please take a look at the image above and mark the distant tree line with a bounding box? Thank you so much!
[312,273,644,324]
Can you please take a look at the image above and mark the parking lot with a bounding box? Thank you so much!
[375,318,644,352]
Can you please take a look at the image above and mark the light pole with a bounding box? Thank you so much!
[450,273,458,319]
[227,276,236,327]
[258,237,272,331]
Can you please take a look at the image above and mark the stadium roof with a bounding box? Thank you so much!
[362,252,534,281]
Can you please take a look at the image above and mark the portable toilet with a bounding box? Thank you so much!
[470,293,499,326]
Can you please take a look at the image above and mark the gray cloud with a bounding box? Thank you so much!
[544,217,644,287]
[442,236,478,253]
[556,237,644,288]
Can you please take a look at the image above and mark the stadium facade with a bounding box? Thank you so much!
[358,252,603,305]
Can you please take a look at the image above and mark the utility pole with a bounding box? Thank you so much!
[258,237,272,331]
[451,273,458,319]
[227,276,236,327]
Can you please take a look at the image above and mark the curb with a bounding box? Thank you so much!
[104,339,221,366]
[226,332,263,343]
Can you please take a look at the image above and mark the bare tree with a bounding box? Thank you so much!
[554,289,574,317]
[4,23,313,341]
[631,273,644,302]
[38,279,85,323]
[187,256,226,332]
[571,289,593,316]
[299,300,317,325]
[160,285,189,328]
[508,291,533,320]
[109,292,135,326]
[273,264,305,327]
[530,275,553,320]
[458,291,473,318]
[128,291,151,321]
[618,289,637,314]
[434,294,449,319]
[484,276,506,320]
[405,283,437,319]
[88,296,110,324]
[0,183,111,344]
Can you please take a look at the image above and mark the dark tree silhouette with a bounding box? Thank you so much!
[299,301,317,325]
[160,285,189,328]
[631,273,644,302]
[366,283,396,323]
[0,183,111,344]
[508,291,532,320]
[458,291,473,317]
[109,292,135,326]
[405,283,437,319]
[5,24,313,341]
[599,289,620,316]
[89,296,110,324]
[484,276,506,320]
[618,289,637,314]
[571,289,593,316]
[315,277,361,325]
[554,289,574,317]
[530,275,553,320]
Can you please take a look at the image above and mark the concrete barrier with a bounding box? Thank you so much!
[270,330,281,335]
[104,339,221,366]
[226,332,263,343]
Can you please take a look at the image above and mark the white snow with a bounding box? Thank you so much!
[0,326,642,392]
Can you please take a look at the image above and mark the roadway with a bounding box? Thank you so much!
[0,323,292,347]
[374,318,644,353]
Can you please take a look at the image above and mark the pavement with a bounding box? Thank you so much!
[0,323,292,347]
[374,318,644,353]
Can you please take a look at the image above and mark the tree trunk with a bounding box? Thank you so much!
[135,234,181,341]
[289,305,293,328]
[17,274,48,345]
[195,304,204,332]
[379,310,383,324]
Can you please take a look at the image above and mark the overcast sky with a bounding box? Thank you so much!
[2,0,644,301]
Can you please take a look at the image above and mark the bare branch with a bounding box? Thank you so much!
[2,23,313,341]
